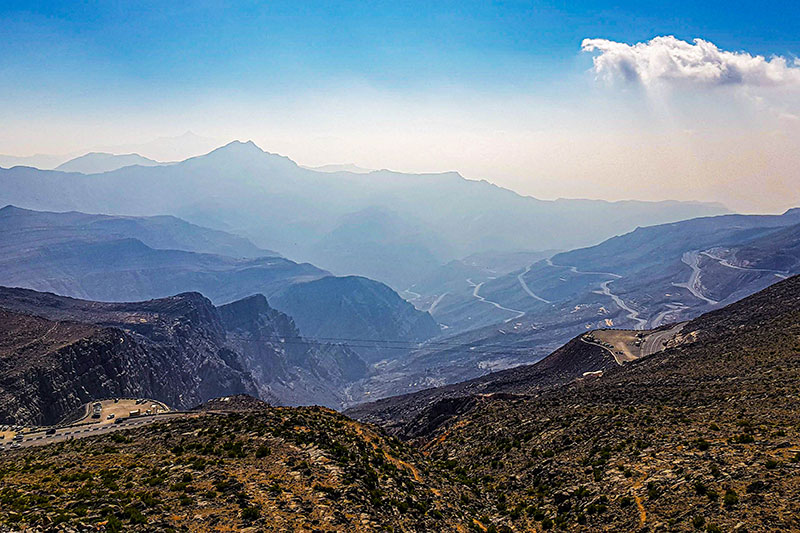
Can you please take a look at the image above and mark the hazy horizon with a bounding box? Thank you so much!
[2,2,799,213]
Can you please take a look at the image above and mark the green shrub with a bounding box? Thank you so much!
[106,515,123,533]
[723,489,738,507]
[241,506,260,520]
[122,506,146,525]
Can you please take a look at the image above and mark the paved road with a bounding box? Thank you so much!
[700,251,790,279]
[466,278,526,323]
[547,259,645,330]
[649,303,688,329]
[581,321,687,366]
[673,251,718,305]
[640,322,686,357]
[0,413,186,451]
[580,336,624,365]
[402,287,422,300]
[600,280,648,330]
[517,264,552,304]
[428,292,448,314]
[547,258,622,279]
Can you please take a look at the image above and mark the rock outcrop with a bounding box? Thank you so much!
[0,288,258,425]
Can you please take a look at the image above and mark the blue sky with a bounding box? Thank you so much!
[3,1,798,97]
[1,1,799,212]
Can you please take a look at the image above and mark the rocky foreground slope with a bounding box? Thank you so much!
[1,277,799,531]
[0,401,470,531]
[355,275,800,531]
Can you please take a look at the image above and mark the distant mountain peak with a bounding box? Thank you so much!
[217,139,264,154]
[55,152,161,174]
[0,204,25,214]
[196,140,301,170]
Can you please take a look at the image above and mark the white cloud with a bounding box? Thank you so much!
[582,36,800,88]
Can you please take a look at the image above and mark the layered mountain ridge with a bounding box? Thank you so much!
[0,140,728,289]
[0,205,439,365]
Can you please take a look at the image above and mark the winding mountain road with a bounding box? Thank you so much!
[428,292,448,314]
[599,280,648,329]
[672,251,718,305]
[649,303,688,329]
[700,251,790,279]
[0,413,186,451]
[517,265,552,304]
[640,322,686,356]
[403,288,422,300]
[466,278,526,323]
[547,258,622,279]
[547,258,645,330]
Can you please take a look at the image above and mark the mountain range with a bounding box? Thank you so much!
[3,203,800,407]
[0,140,727,290]
[0,205,439,367]
[55,152,163,174]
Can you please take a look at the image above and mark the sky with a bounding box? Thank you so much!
[1,1,799,213]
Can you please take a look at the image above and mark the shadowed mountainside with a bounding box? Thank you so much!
[0,288,257,425]
[0,285,397,423]
[0,206,440,363]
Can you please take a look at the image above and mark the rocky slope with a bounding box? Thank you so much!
[0,405,471,531]
[346,335,619,438]
[0,288,257,425]
[0,286,395,421]
[354,275,800,531]
[219,294,368,407]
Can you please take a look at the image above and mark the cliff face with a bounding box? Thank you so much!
[0,289,258,425]
[219,294,367,408]
[0,287,373,425]
[270,275,441,363]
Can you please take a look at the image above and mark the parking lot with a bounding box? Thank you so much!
[0,398,179,451]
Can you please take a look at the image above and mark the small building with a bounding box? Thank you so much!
[91,402,102,418]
